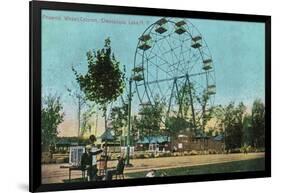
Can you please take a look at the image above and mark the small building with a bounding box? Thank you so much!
[171,132,225,153]
[135,136,171,152]
[55,137,87,153]
[98,129,121,153]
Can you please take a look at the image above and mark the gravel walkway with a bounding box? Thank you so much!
[42,152,264,184]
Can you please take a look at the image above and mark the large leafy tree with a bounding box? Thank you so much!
[74,38,125,107]
[210,105,225,136]
[242,114,254,146]
[165,116,190,142]
[212,100,265,150]
[74,38,125,127]
[41,94,64,151]
[74,38,125,160]
[136,99,165,142]
[233,102,246,147]
[252,99,265,148]
[213,102,245,150]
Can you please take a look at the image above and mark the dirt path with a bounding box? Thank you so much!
[42,152,264,184]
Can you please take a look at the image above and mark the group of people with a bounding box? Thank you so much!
[80,135,125,181]
[80,135,165,181]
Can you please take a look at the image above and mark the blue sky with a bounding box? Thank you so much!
[42,10,265,136]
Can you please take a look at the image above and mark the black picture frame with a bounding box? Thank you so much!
[30,1,271,192]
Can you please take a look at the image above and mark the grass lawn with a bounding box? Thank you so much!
[126,158,265,179]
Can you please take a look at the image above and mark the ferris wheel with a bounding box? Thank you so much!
[133,17,216,129]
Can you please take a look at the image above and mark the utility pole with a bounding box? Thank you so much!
[125,68,143,166]
[126,78,132,166]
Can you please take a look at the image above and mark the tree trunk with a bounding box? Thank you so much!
[103,106,108,170]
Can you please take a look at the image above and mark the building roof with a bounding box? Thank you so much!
[137,136,170,144]
[194,130,210,139]
[100,129,115,141]
[213,134,224,141]
[55,137,86,146]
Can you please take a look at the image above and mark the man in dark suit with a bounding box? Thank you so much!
[81,145,103,181]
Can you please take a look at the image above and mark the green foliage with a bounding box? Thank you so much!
[212,100,265,150]
[196,93,212,130]
[110,102,128,137]
[80,105,95,136]
[74,38,125,108]
[214,102,246,149]
[206,128,216,136]
[131,115,141,145]
[242,114,254,146]
[176,83,213,131]
[176,84,194,118]
[252,99,265,148]
[136,99,165,139]
[41,94,64,151]
[165,116,190,148]
[165,116,190,137]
